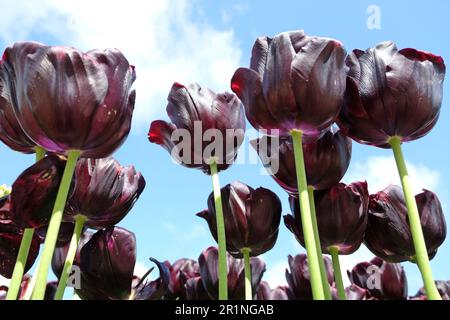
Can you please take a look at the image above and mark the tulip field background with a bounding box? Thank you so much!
[1,0,449,297]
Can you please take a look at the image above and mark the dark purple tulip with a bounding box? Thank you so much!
[365,185,446,262]
[0,222,40,278]
[334,284,372,300]
[285,254,334,300]
[185,276,212,300]
[0,60,35,153]
[64,157,145,229]
[0,42,136,158]
[415,280,450,300]
[197,181,281,258]
[257,281,293,300]
[338,41,445,148]
[285,181,369,254]
[149,82,245,174]
[8,154,66,228]
[165,258,200,299]
[231,30,346,138]
[198,246,266,300]
[251,128,351,194]
[348,257,408,300]
[77,226,169,300]
[51,230,93,278]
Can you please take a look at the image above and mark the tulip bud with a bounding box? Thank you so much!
[348,257,408,300]
[257,281,293,300]
[198,246,266,300]
[365,185,446,262]
[64,157,146,229]
[231,30,346,138]
[165,258,200,299]
[285,254,334,300]
[149,82,246,174]
[338,41,445,147]
[198,181,281,258]
[285,181,369,254]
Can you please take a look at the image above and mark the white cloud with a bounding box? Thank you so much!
[264,260,288,288]
[0,0,242,131]
[163,221,208,241]
[0,275,9,287]
[344,156,440,194]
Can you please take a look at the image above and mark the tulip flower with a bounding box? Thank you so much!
[197,181,280,300]
[198,246,266,300]
[348,257,408,300]
[251,128,352,194]
[286,254,334,300]
[53,157,145,298]
[332,284,372,300]
[76,226,169,300]
[0,222,40,279]
[1,42,137,299]
[165,258,200,299]
[149,82,246,300]
[36,222,78,249]
[365,185,446,263]
[285,181,369,299]
[338,41,445,300]
[7,155,65,229]
[257,281,293,300]
[232,30,347,300]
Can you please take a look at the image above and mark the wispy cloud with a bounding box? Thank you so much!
[0,0,242,130]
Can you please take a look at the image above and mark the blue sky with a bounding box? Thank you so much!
[0,0,449,296]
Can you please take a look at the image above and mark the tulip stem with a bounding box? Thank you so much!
[54,214,86,300]
[329,247,346,300]
[308,186,332,300]
[209,160,228,300]
[291,130,324,300]
[389,137,441,300]
[31,150,80,300]
[5,146,46,300]
[5,228,34,300]
[242,248,252,300]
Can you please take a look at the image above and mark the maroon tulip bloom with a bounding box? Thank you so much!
[285,254,334,300]
[348,257,408,300]
[415,280,450,300]
[365,185,446,262]
[251,128,351,194]
[64,157,145,229]
[165,258,200,299]
[338,41,446,148]
[0,42,136,158]
[197,181,281,258]
[7,154,66,228]
[285,181,369,254]
[0,60,35,153]
[333,284,372,300]
[149,82,245,174]
[198,246,266,300]
[77,226,169,300]
[231,30,346,138]
[0,222,40,278]
[257,281,293,300]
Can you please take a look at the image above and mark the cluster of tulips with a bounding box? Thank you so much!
[0,29,448,300]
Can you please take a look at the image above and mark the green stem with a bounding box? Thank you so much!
[389,137,441,300]
[31,150,80,300]
[22,263,39,300]
[330,247,346,300]
[209,160,228,300]
[5,228,35,300]
[54,214,86,300]
[291,130,324,300]
[5,146,46,300]
[242,248,252,300]
[308,186,332,300]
